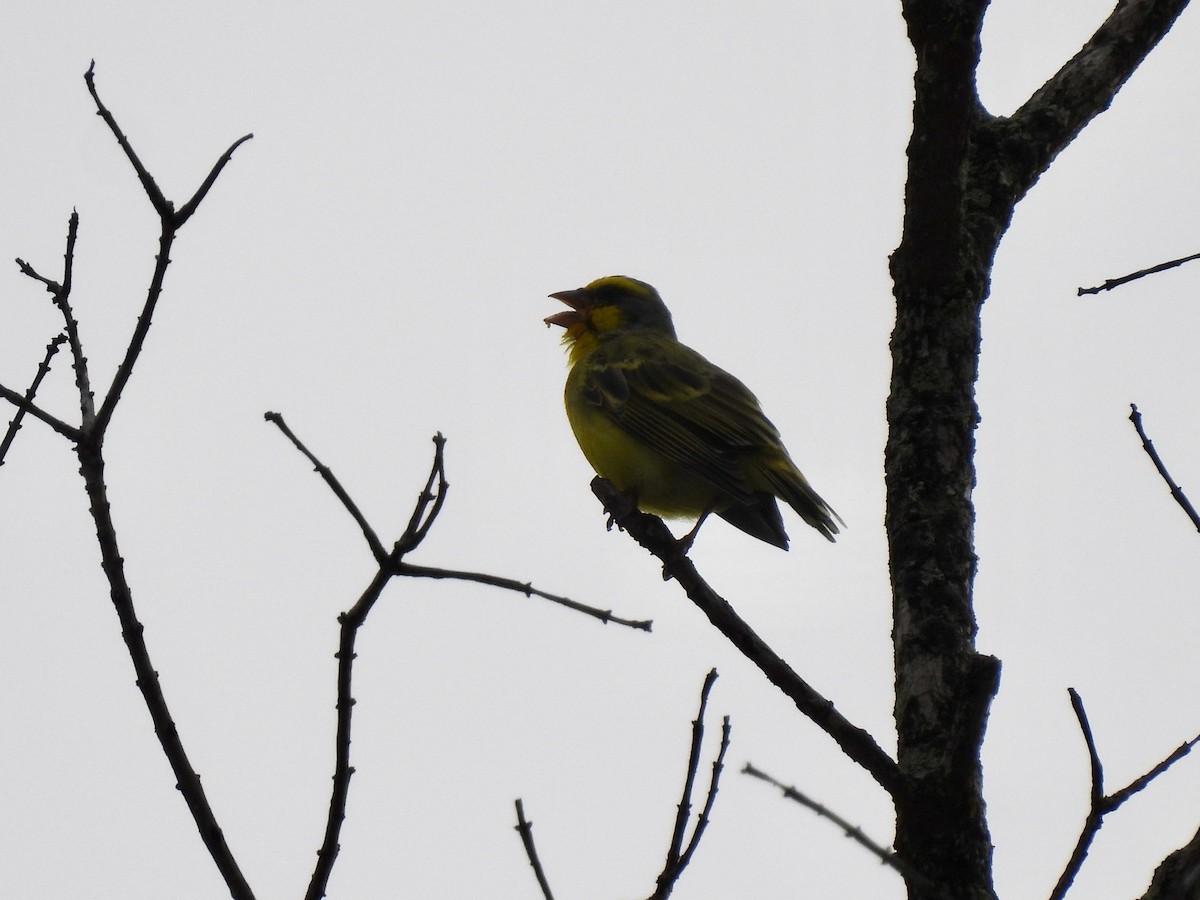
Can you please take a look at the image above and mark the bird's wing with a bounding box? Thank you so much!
[581,337,780,503]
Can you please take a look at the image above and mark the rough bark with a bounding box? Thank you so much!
[889,1,1192,896]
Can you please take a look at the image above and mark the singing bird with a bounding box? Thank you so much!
[545,275,840,550]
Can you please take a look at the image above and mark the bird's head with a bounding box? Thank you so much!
[545,276,676,355]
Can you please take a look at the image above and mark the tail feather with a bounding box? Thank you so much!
[762,465,841,543]
[716,494,790,550]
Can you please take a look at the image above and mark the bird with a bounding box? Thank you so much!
[545,275,840,550]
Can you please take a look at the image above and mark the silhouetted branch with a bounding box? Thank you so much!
[264,411,388,561]
[396,562,652,631]
[3,63,261,899]
[1078,251,1200,296]
[1052,688,1200,900]
[742,762,918,883]
[84,63,252,438]
[0,335,69,463]
[3,211,93,439]
[397,431,449,550]
[649,668,730,900]
[84,60,252,228]
[591,477,900,796]
[512,671,728,900]
[514,799,556,900]
[304,434,448,900]
[1129,404,1200,532]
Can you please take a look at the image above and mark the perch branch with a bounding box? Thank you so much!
[591,477,900,797]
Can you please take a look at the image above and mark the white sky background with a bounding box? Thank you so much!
[2,2,1199,898]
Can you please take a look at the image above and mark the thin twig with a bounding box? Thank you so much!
[0,335,71,463]
[83,60,169,220]
[13,210,96,430]
[514,799,556,900]
[591,476,901,797]
[1129,404,1200,532]
[649,669,729,900]
[395,562,652,631]
[176,133,254,226]
[1078,251,1200,296]
[675,714,730,876]
[665,670,717,873]
[742,761,934,888]
[264,411,388,561]
[397,432,449,550]
[1051,688,1200,899]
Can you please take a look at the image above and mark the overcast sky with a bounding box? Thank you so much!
[3,2,1200,898]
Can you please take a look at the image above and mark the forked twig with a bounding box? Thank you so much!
[650,668,730,899]
[513,671,730,900]
[2,63,259,900]
[1051,688,1200,899]
[264,425,651,899]
[84,61,252,438]
[302,434,449,900]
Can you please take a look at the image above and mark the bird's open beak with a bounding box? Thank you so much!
[544,289,590,328]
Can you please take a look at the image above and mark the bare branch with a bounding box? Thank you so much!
[83,60,170,221]
[8,65,264,900]
[397,432,449,551]
[743,762,918,886]
[513,799,556,900]
[591,476,901,796]
[264,411,388,562]
[305,437,452,899]
[76,421,255,900]
[1129,404,1200,532]
[672,713,730,879]
[660,669,718,885]
[647,669,729,900]
[86,64,249,438]
[396,562,652,631]
[1078,251,1200,296]
[0,375,80,444]
[14,211,96,429]
[1000,0,1192,200]
[1052,688,1200,899]
[176,133,254,226]
[0,335,68,465]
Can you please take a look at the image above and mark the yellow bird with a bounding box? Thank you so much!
[545,275,840,550]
